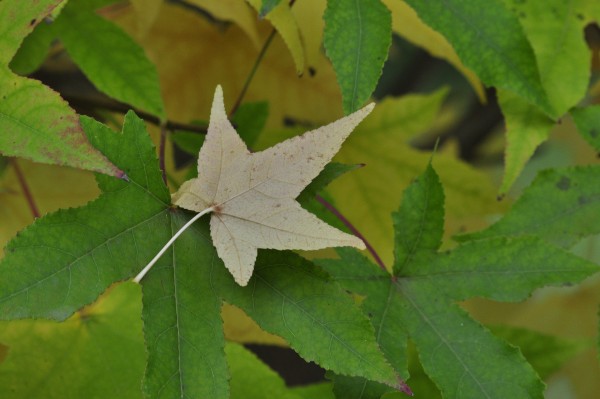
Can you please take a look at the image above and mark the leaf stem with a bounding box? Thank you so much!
[133,206,214,283]
[315,195,387,272]
[159,122,168,185]
[229,28,277,116]
[12,159,40,219]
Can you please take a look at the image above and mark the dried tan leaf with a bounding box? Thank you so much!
[170,85,367,285]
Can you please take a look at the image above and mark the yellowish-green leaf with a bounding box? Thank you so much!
[327,90,502,266]
[0,282,145,399]
[110,3,343,129]
[498,89,555,194]
[384,0,485,102]
[0,0,122,176]
[188,0,261,48]
[169,86,367,285]
[222,303,286,345]
[505,0,592,116]
[247,0,304,74]
[292,0,326,71]
[130,0,162,36]
[0,159,99,257]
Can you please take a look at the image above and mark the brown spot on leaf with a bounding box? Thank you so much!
[556,176,571,191]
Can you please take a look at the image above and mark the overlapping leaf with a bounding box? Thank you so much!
[0,112,405,398]
[54,0,166,118]
[404,0,552,116]
[171,86,367,286]
[247,0,305,74]
[323,89,502,266]
[0,0,121,176]
[572,105,600,152]
[497,90,555,194]
[503,0,593,117]
[495,0,598,192]
[0,112,171,320]
[382,0,485,101]
[318,164,599,398]
[188,0,261,48]
[111,2,344,129]
[0,283,146,399]
[323,0,391,114]
[0,280,335,399]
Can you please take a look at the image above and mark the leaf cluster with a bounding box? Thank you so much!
[1,0,600,398]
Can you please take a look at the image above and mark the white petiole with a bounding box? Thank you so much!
[133,206,214,283]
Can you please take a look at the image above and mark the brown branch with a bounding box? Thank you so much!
[12,159,40,219]
[315,194,387,272]
[63,95,208,134]
[229,28,277,116]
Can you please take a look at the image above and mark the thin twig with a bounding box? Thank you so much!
[63,95,208,134]
[315,194,387,272]
[229,28,277,116]
[159,122,168,185]
[12,159,40,219]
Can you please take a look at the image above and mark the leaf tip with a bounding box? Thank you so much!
[398,380,414,396]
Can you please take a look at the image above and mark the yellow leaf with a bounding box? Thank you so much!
[383,0,486,102]
[129,0,162,36]
[168,86,367,286]
[222,303,286,345]
[246,0,305,74]
[187,0,261,48]
[0,160,99,257]
[328,91,503,267]
[292,0,327,72]
[109,2,342,129]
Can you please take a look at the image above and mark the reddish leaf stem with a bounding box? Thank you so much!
[159,122,168,185]
[315,194,387,272]
[12,159,40,219]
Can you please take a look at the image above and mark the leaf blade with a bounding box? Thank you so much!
[458,166,600,247]
[0,0,122,176]
[141,213,228,399]
[218,250,403,390]
[324,0,392,114]
[0,113,169,320]
[54,1,166,118]
[404,0,552,115]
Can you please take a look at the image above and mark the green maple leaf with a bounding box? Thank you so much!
[0,111,406,397]
[318,163,599,399]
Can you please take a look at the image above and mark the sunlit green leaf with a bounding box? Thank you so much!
[54,1,165,118]
[0,0,122,176]
[498,89,555,194]
[324,0,391,114]
[404,0,552,115]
